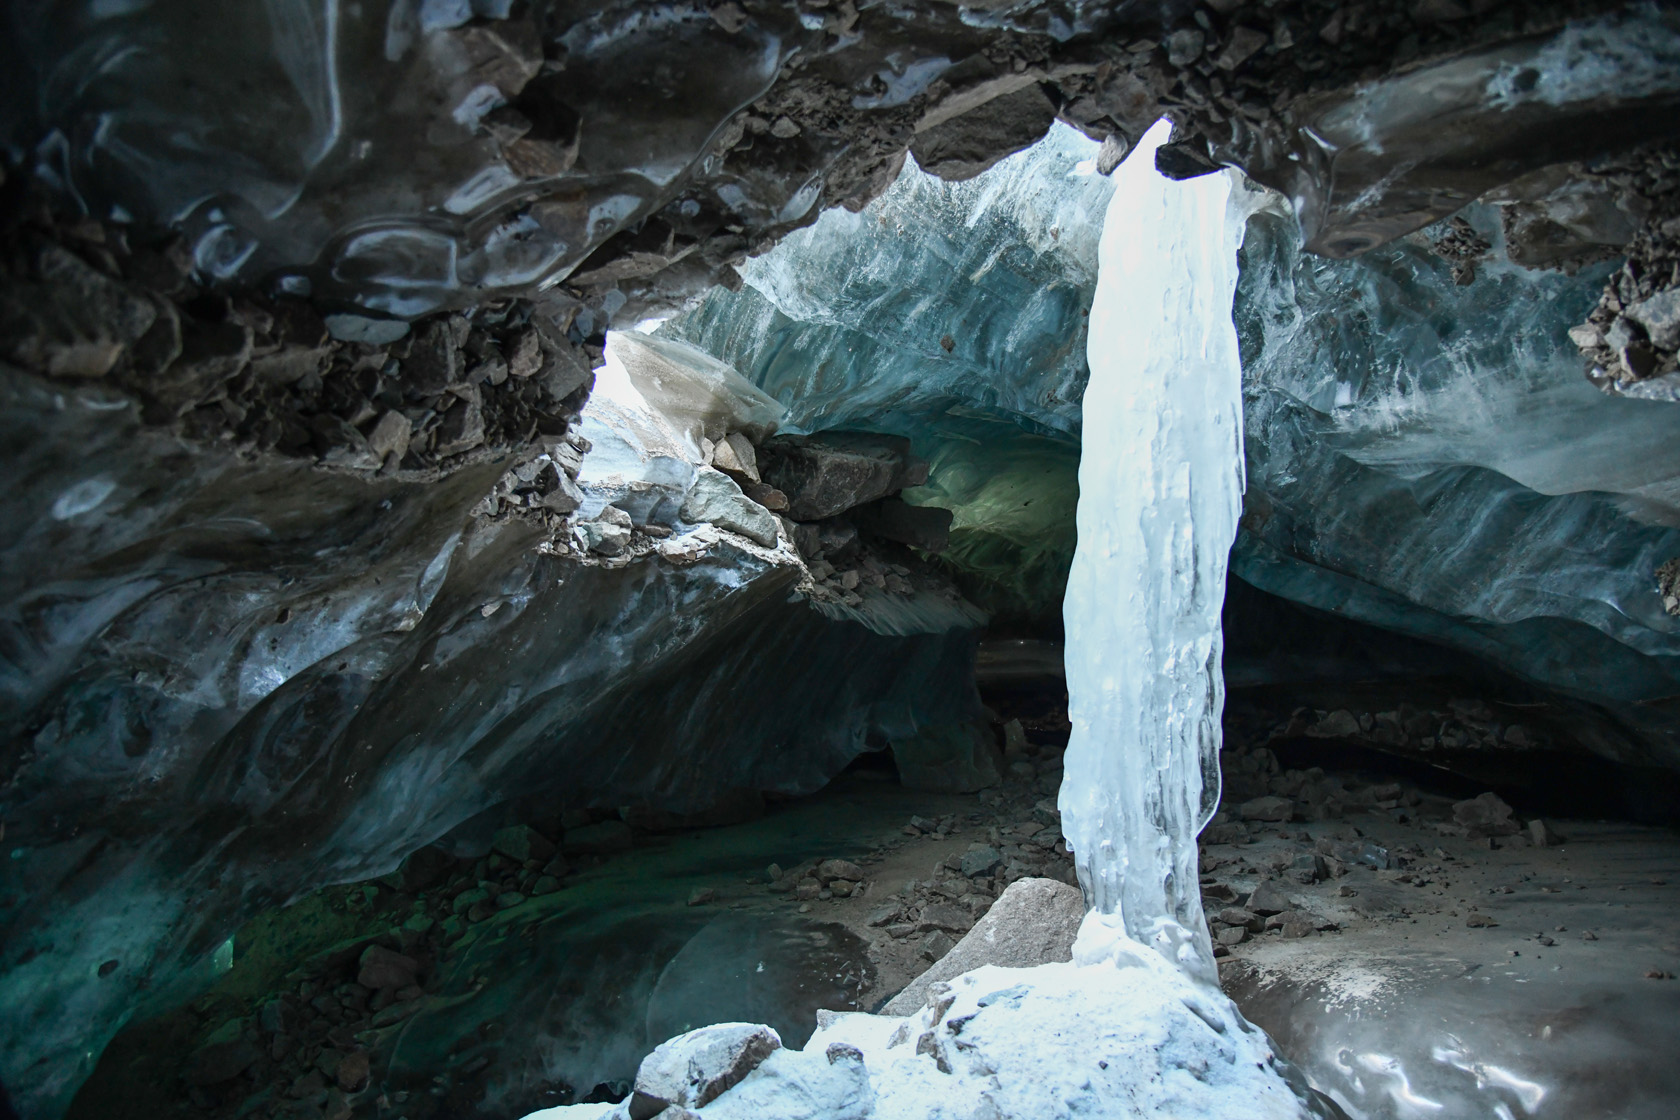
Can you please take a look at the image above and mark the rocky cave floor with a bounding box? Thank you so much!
[68,685,1680,1120]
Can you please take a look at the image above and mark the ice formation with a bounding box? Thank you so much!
[1058,120,1255,979]
[517,122,1325,1120]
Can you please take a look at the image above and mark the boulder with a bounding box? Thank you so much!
[579,506,634,555]
[1245,882,1293,916]
[1453,792,1520,837]
[816,858,864,884]
[680,467,779,547]
[710,431,760,482]
[357,945,419,991]
[910,82,1058,183]
[1238,795,1294,823]
[492,824,556,864]
[883,878,1084,1014]
[758,432,927,521]
[629,1022,782,1119]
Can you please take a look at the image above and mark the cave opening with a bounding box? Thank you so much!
[5,5,1680,1120]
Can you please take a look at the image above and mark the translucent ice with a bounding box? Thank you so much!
[1058,120,1256,980]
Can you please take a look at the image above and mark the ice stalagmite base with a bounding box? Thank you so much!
[1058,119,1254,981]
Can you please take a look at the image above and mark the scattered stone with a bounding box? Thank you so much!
[579,506,634,555]
[960,846,1003,879]
[1239,796,1294,823]
[920,930,956,961]
[918,902,975,934]
[1466,911,1498,928]
[687,887,716,906]
[335,1050,370,1093]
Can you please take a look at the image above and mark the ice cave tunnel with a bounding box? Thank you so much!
[4,3,1680,1120]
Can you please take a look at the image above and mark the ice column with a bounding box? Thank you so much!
[1060,120,1253,982]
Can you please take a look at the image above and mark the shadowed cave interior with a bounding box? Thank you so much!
[4,3,1680,1120]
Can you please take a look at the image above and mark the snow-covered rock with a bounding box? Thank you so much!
[524,916,1327,1120]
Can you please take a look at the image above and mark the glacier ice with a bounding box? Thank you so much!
[1234,198,1680,748]
[0,354,982,1117]
[1058,120,1256,979]
[661,123,1110,439]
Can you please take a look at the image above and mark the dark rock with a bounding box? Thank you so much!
[759,432,927,521]
[850,498,953,553]
[370,999,423,1028]
[816,859,864,884]
[492,825,557,865]
[919,929,957,961]
[357,945,419,992]
[910,83,1058,183]
[1238,795,1294,823]
[434,394,486,456]
[392,845,454,892]
[687,887,716,906]
[1453,792,1520,837]
[790,518,859,560]
[334,1050,369,1093]
[892,723,1002,793]
[918,902,976,934]
[960,845,1003,879]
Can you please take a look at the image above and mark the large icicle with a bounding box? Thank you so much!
[1059,120,1254,981]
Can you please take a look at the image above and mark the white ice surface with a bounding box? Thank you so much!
[1058,119,1257,980]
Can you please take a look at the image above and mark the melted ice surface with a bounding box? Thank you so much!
[1058,120,1256,981]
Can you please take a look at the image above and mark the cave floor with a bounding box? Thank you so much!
[68,731,1680,1120]
[67,768,1050,1120]
[1214,791,1680,1118]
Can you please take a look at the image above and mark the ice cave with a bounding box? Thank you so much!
[3,3,1680,1120]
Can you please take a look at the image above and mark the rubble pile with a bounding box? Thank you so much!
[1571,143,1680,398]
[0,207,595,475]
